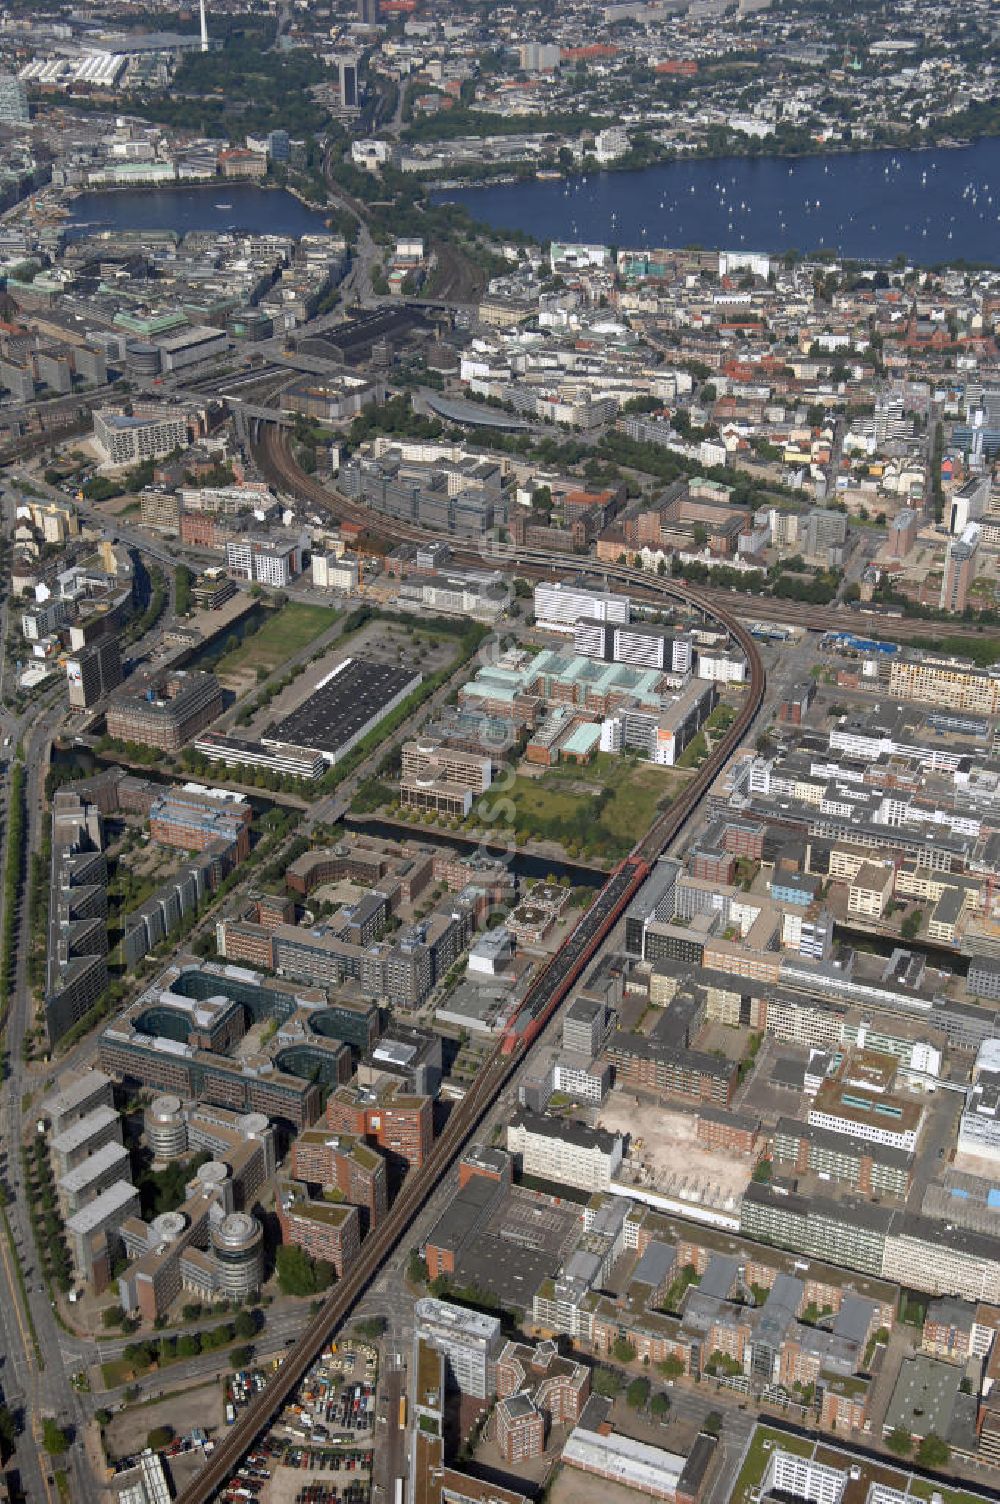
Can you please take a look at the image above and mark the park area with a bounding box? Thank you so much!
[496,754,680,863]
[214,601,338,682]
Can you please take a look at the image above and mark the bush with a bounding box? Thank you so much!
[233,1310,257,1341]
[916,1434,949,1468]
[146,1425,173,1450]
[42,1420,69,1455]
[591,1367,623,1398]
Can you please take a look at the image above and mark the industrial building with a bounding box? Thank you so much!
[264,657,422,765]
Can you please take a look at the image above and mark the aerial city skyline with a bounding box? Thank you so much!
[1,0,1000,1501]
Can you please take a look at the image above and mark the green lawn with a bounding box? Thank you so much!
[101,1357,139,1388]
[214,602,338,678]
[907,1481,990,1504]
[487,753,678,863]
[731,1426,816,1504]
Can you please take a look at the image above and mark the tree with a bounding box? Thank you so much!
[42,1420,69,1456]
[650,1392,670,1420]
[657,1355,685,1379]
[233,1310,257,1341]
[0,1405,15,1459]
[147,1425,173,1450]
[916,1434,950,1468]
[612,1337,637,1364]
[886,1427,912,1457]
[591,1367,623,1398]
[900,909,923,941]
[703,1412,723,1437]
[229,1346,253,1370]
[626,1377,651,1409]
[276,1244,333,1297]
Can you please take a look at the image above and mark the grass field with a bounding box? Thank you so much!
[493,754,679,863]
[214,602,338,678]
[730,1426,816,1504]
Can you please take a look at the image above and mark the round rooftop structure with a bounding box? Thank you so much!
[237,1112,269,1138]
[213,1212,257,1251]
[151,1211,186,1243]
[210,1211,264,1300]
[149,1094,183,1121]
[197,1160,229,1189]
[144,1094,187,1158]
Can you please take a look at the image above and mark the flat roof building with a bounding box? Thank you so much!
[264,657,421,765]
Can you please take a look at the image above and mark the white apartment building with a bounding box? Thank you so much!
[807,1101,919,1153]
[507,1110,623,1192]
[761,1452,847,1504]
[413,1297,502,1399]
[957,1039,1000,1163]
[696,648,747,683]
[179,482,274,515]
[312,553,360,592]
[93,407,189,466]
[225,535,303,587]
[533,580,629,634]
[552,1055,609,1104]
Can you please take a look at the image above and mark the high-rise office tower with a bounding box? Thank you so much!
[940,523,981,614]
[339,57,359,109]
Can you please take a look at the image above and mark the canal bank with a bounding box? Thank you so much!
[343,813,607,887]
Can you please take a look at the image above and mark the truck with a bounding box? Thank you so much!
[225,1403,236,1426]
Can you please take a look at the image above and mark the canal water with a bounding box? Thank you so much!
[343,814,608,887]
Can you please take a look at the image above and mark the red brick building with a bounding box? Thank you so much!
[290,1128,388,1231]
[494,1340,589,1461]
[325,1081,433,1170]
[276,1180,360,1275]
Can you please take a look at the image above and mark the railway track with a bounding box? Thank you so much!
[177,424,765,1502]
[256,425,987,644]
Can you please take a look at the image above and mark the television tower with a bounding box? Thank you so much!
[199,0,209,52]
